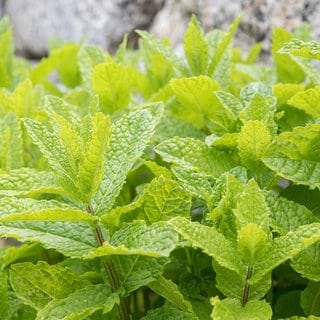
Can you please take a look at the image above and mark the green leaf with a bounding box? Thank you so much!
[94,108,162,216]
[87,221,179,258]
[237,120,271,174]
[265,193,316,235]
[169,217,244,275]
[143,176,192,223]
[0,113,23,171]
[279,38,320,60]
[0,168,62,197]
[184,15,208,75]
[78,44,105,86]
[233,179,270,232]
[170,76,228,130]
[301,281,320,316]
[207,15,241,76]
[148,276,194,313]
[136,30,190,76]
[36,284,118,320]
[9,261,90,310]
[11,79,34,118]
[252,222,320,284]
[288,87,320,119]
[271,27,305,83]
[23,117,80,199]
[211,297,272,320]
[155,137,236,178]
[113,255,167,295]
[262,155,320,189]
[0,221,97,257]
[237,223,269,266]
[141,305,197,320]
[291,242,320,281]
[92,62,131,113]
[0,16,14,88]
[0,269,9,318]
[78,112,111,203]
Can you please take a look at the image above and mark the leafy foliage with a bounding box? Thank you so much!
[1,14,320,320]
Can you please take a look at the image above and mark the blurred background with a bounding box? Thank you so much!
[0,0,319,59]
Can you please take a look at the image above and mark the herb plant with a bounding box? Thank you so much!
[1,14,320,319]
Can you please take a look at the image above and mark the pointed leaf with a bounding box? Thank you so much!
[0,221,97,257]
[184,15,208,75]
[149,276,194,313]
[94,109,161,215]
[211,297,272,320]
[169,217,244,275]
[36,284,118,320]
[279,38,320,60]
[9,261,90,310]
[155,137,236,178]
[0,168,62,197]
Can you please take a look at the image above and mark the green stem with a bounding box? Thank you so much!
[242,266,253,307]
[86,204,130,320]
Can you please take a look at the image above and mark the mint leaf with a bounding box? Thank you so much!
[0,16,13,88]
[94,108,162,215]
[36,284,118,320]
[9,261,90,310]
[149,276,194,313]
[155,137,236,178]
[0,269,9,318]
[211,297,272,320]
[279,39,320,60]
[184,15,208,75]
[301,281,320,316]
[141,305,197,320]
[0,168,62,197]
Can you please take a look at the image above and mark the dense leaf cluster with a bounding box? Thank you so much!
[0,14,320,319]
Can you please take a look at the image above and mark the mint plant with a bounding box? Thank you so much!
[1,14,320,319]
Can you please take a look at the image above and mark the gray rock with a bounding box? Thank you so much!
[150,0,320,57]
[5,0,163,58]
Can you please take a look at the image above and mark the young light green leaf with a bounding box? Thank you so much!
[233,179,270,232]
[265,193,316,235]
[237,120,271,174]
[184,15,208,75]
[207,15,241,77]
[210,297,272,320]
[92,62,131,113]
[0,221,97,257]
[36,284,118,320]
[143,175,191,223]
[0,113,23,171]
[0,16,14,88]
[141,305,197,320]
[279,38,320,60]
[155,137,236,178]
[11,79,34,118]
[300,281,320,316]
[169,217,245,275]
[94,108,162,216]
[78,44,105,86]
[237,223,269,266]
[9,261,90,310]
[78,112,111,203]
[23,117,79,199]
[136,30,190,75]
[290,243,320,282]
[0,168,62,197]
[271,27,305,83]
[149,276,194,313]
[288,87,320,119]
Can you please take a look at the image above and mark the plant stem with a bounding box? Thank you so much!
[86,204,130,320]
[242,266,253,307]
